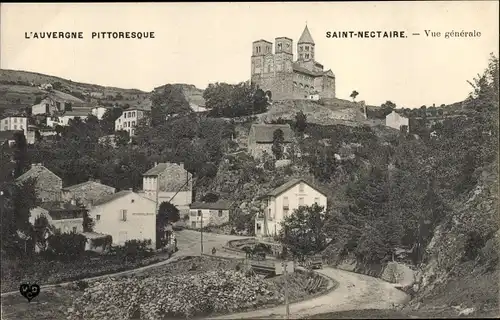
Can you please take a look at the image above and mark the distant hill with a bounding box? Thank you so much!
[0,69,205,116]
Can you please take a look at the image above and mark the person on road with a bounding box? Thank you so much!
[212,247,217,255]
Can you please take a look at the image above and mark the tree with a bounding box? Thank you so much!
[100,107,123,134]
[156,202,180,248]
[271,129,285,160]
[114,130,130,147]
[201,192,219,203]
[278,204,327,257]
[350,90,359,102]
[151,84,191,126]
[12,131,30,178]
[295,111,307,133]
[83,211,95,232]
[32,215,52,253]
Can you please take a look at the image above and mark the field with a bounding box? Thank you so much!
[0,251,173,294]
[1,256,329,320]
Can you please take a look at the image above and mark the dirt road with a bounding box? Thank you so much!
[208,267,410,320]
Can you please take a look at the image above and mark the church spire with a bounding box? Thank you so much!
[298,24,314,44]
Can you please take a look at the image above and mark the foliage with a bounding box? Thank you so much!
[83,211,95,233]
[31,215,52,252]
[294,111,307,133]
[271,129,285,160]
[349,90,359,101]
[46,233,87,260]
[0,178,39,258]
[203,82,269,117]
[89,235,113,251]
[100,107,123,134]
[116,239,154,261]
[151,84,191,126]
[201,192,220,203]
[278,204,328,257]
[157,202,179,249]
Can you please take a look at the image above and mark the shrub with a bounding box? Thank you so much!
[46,233,87,260]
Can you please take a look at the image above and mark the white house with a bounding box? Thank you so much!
[89,190,156,247]
[139,162,193,216]
[188,200,232,229]
[92,106,110,120]
[0,116,28,135]
[384,110,409,131]
[46,110,90,127]
[255,178,328,237]
[114,108,147,136]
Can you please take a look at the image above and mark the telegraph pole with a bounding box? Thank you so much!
[200,210,204,255]
[282,260,290,319]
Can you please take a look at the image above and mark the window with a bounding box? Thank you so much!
[299,46,303,52]
[277,43,282,51]
[218,210,223,217]
[191,211,197,217]
[124,113,127,118]
[299,54,303,59]
[4,120,7,124]
[132,121,136,126]
[256,223,262,232]
[299,182,305,192]
[283,196,289,209]
[121,209,127,221]
[13,118,17,123]
[284,208,289,217]
[132,112,136,117]
[13,125,17,130]
[96,215,101,221]
[191,221,196,228]
[305,46,309,51]
[286,43,290,49]
[314,197,320,205]
[305,54,310,59]
[197,210,202,217]
[72,227,77,233]
[298,197,304,207]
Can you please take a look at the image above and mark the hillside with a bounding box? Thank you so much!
[0,69,205,115]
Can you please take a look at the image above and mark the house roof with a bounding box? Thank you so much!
[142,162,186,176]
[190,200,233,210]
[250,124,293,143]
[62,180,114,191]
[40,201,84,212]
[292,63,334,78]
[298,25,315,44]
[64,109,91,117]
[16,164,61,183]
[92,190,134,206]
[264,178,328,198]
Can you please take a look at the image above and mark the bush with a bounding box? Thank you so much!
[115,239,154,262]
[46,233,87,260]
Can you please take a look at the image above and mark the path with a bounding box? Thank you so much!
[0,230,249,298]
[208,267,409,320]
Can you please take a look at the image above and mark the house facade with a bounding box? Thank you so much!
[384,110,409,131]
[29,201,87,234]
[140,162,193,215]
[89,190,156,247]
[16,164,63,202]
[46,110,90,127]
[255,178,327,237]
[247,123,294,159]
[62,179,116,209]
[114,108,146,136]
[188,200,232,229]
[0,116,28,135]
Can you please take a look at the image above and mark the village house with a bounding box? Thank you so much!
[188,200,233,229]
[0,116,28,136]
[25,128,58,144]
[89,190,156,247]
[16,164,63,202]
[255,178,327,237]
[247,123,294,159]
[46,109,91,127]
[61,179,116,209]
[114,107,148,136]
[140,162,193,216]
[31,90,87,116]
[384,110,409,131]
[29,200,88,235]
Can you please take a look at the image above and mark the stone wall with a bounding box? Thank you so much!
[207,209,230,226]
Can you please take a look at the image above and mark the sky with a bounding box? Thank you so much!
[1,2,498,108]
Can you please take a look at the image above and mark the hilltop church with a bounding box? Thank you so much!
[251,25,336,101]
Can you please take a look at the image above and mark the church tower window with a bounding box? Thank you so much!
[305,46,309,51]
